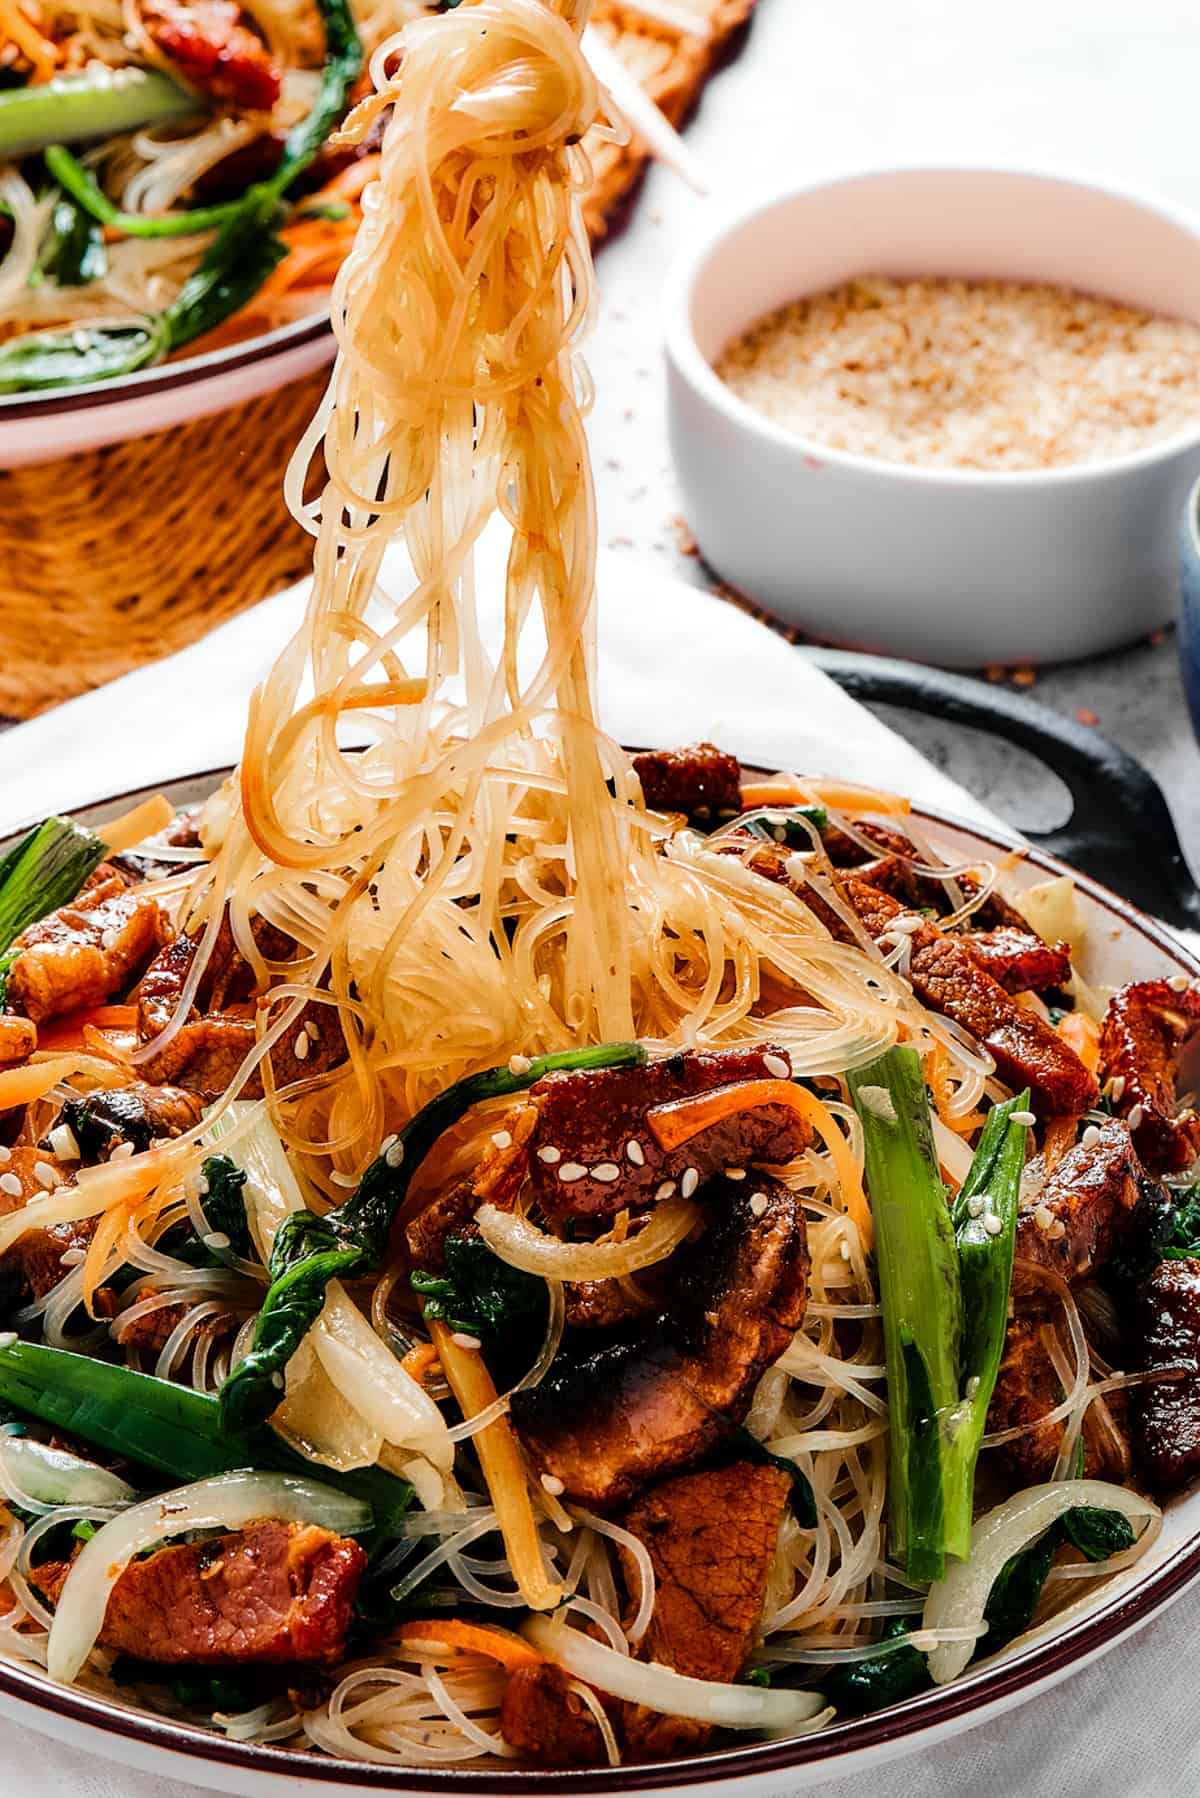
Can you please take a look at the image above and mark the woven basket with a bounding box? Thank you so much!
[0,0,758,721]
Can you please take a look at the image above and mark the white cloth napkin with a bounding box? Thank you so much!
[0,552,1194,1798]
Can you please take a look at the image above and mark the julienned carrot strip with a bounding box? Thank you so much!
[36,1006,138,1052]
[1057,1010,1100,1076]
[396,1618,543,1672]
[645,1078,873,1246]
[739,777,911,817]
[400,1341,440,1385]
[428,1319,562,1613]
[98,794,174,854]
[1041,1114,1078,1173]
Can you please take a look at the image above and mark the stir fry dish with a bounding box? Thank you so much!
[0,0,1195,1772]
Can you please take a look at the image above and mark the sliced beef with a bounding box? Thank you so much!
[192,131,288,203]
[0,1146,89,1305]
[500,1662,608,1767]
[57,1081,204,1163]
[405,1105,537,1270]
[6,875,163,1024]
[34,1520,365,1664]
[824,822,1033,932]
[965,927,1072,996]
[988,1305,1129,1485]
[143,0,281,110]
[0,1015,36,1067]
[135,916,344,1099]
[842,877,1097,1117]
[511,1173,808,1509]
[1014,1120,1148,1284]
[527,1046,807,1222]
[633,744,742,820]
[1132,1258,1200,1494]
[1099,979,1200,1175]
[616,1461,790,1759]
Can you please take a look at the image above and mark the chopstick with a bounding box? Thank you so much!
[582,25,710,194]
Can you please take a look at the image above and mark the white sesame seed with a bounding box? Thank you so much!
[293,1032,310,1061]
[1081,1124,1102,1151]
[47,1124,80,1162]
[204,1231,231,1251]
[385,1140,405,1169]
[966,1195,986,1218]
[271,1372,285,1390]
[725,1166,747,1180]
[1049,1219,1067,1240]
[110,1142,135,1162]
[0,1332,15,1350]
[680,1167,699,1199]
[763,1052,791,1081]
[656,1181,677,1200]
[304,1020,321,1040]
[591,1163,621,1182]
[540,1473,565,1496]
[508,1053,533,1075]
[491,1131,513,1150]
[1034,1204,1055,1233]
[982,1212,1004,1237]
[749,1193,769,1218]
[451,1332,482,1351]
[0,1147,10,1165]
[100,927,118,951]
[625,1139,645,1167]
[839,1239,851,1261]
[1108,1075,1126,1103]
[773,826,788,844]
[558,1162,587,1183]
[33,1161,59,1190]
[1169,974,1192,992]
[1008,1110,1036,1128]
[1128,1103,1145,1132]
[381,1134,398,1154]
[0,1174,20,1199]
[537,1145,561,1165]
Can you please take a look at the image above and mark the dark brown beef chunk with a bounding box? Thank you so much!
[405,1105,536,1270]
[1099,979,1200,1175]
[633,744,742,819]
[7,875,163,1024]
[511,1173,808,1509]
[34,1521,365,1664]
[58,1081,204,1163]
[616,1462,790,1759]
[0,1147,91,1306]
[527,1046,807,1222]
[823,822,1033,931]
[500,1662,608,1767]
[842,877,1097,1117]
[1132,1258,1200,1494]
[1014,1120,1148,1284]
[988,1304,1129,1485]
[965,927,1072,995]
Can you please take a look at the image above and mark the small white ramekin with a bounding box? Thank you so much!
[663,166,1200,668]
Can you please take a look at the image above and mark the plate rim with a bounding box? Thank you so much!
[0,765,1197,1790]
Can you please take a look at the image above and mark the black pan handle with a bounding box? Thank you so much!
[802,647,1200,934]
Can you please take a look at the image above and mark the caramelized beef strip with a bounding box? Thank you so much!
[34,1520,365,1664]
[965,927,1072,996]
[841,877,1097,1117]
[6,875,164,1024]
[616,1462,791,1759]
[0,1146,90,1305]
[405,1106,536,1270]
[0,1015,36,1067]
[527,1047,808,1223]
[987,1305,1129,1486]
[823,822,1033,932]
[1132,1258,1200,1494]
[633,745,742,820]
[1014,1119,1151,1285]
[135,917,345,1099]
[1099,979,1200,1175]
[142,0,281,110]
[500,1663,609,1768]
[511,1174,808,1509]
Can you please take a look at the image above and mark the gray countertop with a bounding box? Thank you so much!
[585,0,1200,873]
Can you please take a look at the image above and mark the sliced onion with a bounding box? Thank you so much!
[315,1283,454,1472]
[523,1615,831,1734]
[47,1470,371,1686]
[922,1480,1160,1684]
[477,1195,699,1282]
[0,1432,135,1513]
